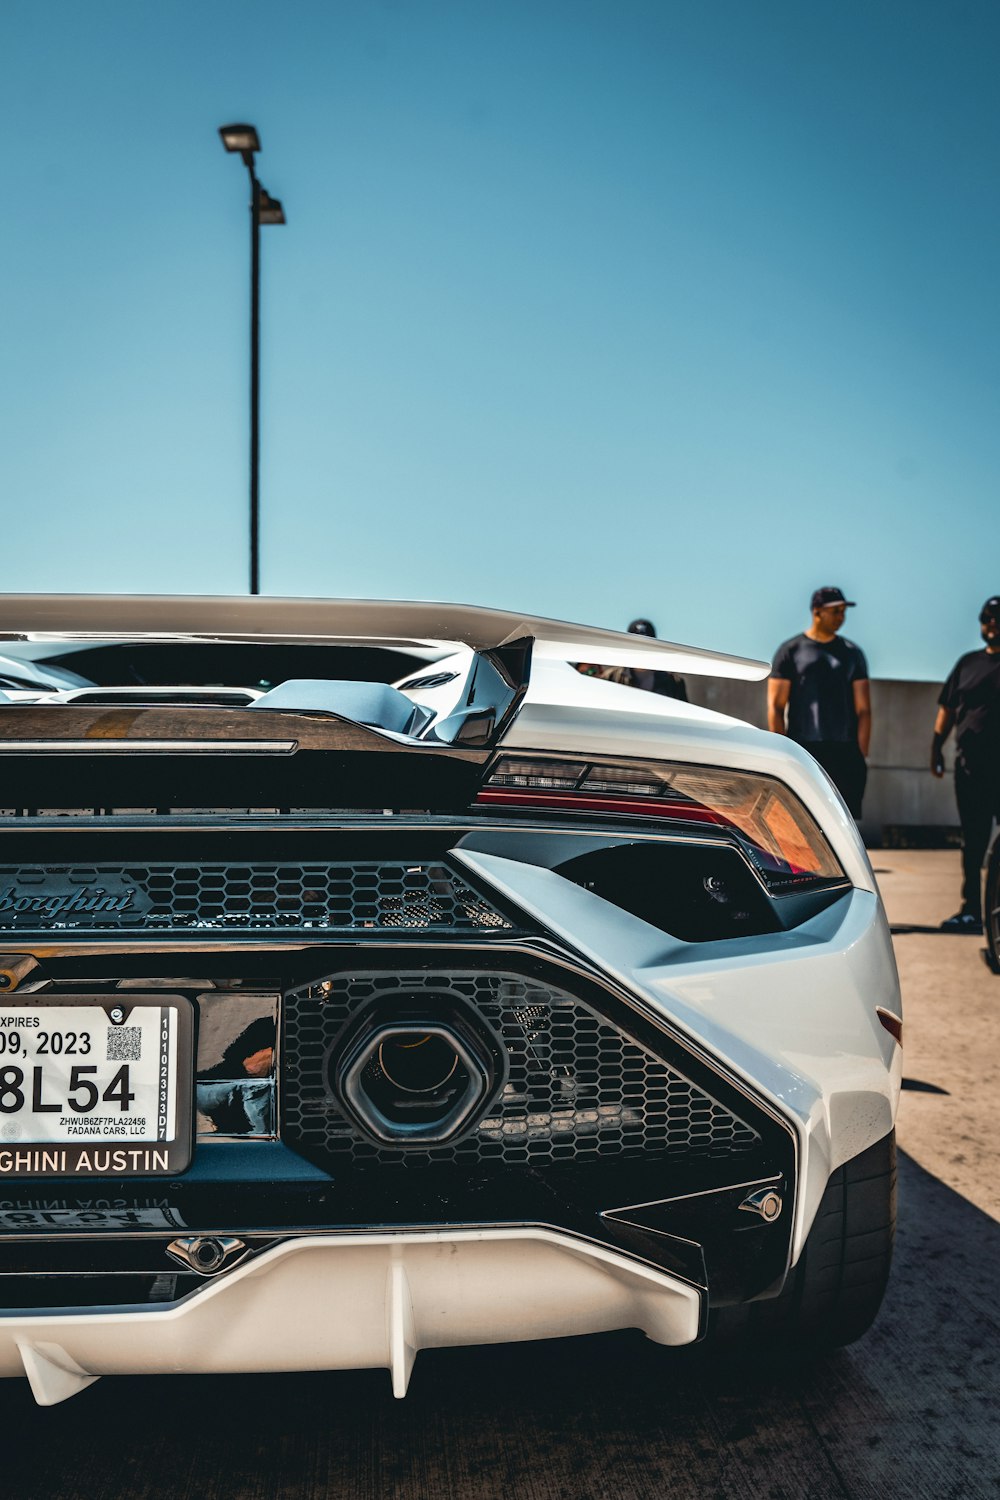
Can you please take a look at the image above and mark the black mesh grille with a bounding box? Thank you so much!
[281,969,760,1167]
[0,863,515,934]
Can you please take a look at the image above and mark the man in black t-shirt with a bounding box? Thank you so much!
[768,586,872,817]
[931,596,1000,933]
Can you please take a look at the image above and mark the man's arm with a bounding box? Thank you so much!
[931,705,955,777]
[767,677,791,734]
[853,679,872,758]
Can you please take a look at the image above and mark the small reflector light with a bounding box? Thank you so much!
[876,1008,903,1046]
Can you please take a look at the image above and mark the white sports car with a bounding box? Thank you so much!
[0,596,900,1406]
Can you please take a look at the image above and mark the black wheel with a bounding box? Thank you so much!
[705,1130,896,1351]
[984,842,1000,974]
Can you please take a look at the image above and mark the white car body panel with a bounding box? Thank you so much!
[473,658,900,1260]
[453,852,899,1261]
[0,1229,700,1405]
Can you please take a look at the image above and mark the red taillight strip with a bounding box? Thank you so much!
[475,786,817,878]
[475,787,727,826]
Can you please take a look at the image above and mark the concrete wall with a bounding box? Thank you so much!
[683,675,959,843]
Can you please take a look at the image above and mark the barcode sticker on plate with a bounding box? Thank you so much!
[106,1026,142,1061]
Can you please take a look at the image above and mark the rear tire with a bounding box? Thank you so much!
[705,1130,896,1352]
[984,843,1000,974]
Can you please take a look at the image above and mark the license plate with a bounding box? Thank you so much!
[0,995,193,1177]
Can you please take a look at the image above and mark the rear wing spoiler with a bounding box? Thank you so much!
[0,595,768,683]
[0,596,768,813]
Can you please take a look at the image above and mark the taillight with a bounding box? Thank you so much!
[476,757,844,890]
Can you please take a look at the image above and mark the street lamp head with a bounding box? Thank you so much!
[258,189,286,226]
[219,122,261,164]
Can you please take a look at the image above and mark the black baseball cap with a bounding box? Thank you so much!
[980,596,1000,623]
[628,618,657,637]
[810,586,855,611]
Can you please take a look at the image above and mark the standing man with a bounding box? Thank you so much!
[768,586,872,818]
[626,618,689,702]
[930,596,1000,933]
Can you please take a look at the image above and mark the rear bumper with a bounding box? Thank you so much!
[0,1228,701,1405]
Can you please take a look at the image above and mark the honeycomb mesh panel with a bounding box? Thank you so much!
[282,970,760,1167]
[0,863,514,933]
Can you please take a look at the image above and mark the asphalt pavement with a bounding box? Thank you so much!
[5,849,1000,1500]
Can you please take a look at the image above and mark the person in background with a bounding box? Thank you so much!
[197,1016,275,1134]
[574,662,632,683]
[768,586,871,818]
[930,596,1000,934]
[626,618,689,702]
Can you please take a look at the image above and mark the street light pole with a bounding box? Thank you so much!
[249,169,261,596]
[219,124,285,595]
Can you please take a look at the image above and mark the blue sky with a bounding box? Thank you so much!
[2,0,998,680]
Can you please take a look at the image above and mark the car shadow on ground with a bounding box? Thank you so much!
[889,924,978,936]
[5,1151,1000,1500]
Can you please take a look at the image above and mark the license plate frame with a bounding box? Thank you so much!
[0,994,194,1178]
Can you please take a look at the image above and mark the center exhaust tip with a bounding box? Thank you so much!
[330,990,507,1147]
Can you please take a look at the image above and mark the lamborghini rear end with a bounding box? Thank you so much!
[0,596,900,1404]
